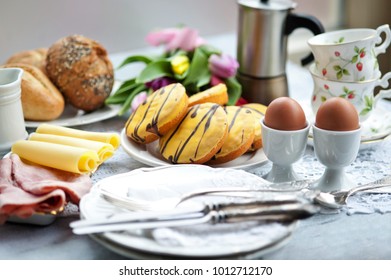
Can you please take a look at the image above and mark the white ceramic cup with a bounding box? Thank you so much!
[308,24,391,82]
[310,125,361,192]
[310,64,391,122]
[261,120,310,183]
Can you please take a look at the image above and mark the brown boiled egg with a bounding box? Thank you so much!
[315,97,359,131]
[264,97,307,130]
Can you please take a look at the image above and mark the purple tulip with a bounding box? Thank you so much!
[208,53,239,79]
[145,77,175,91]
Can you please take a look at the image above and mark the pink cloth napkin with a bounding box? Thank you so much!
[0,154,92,224]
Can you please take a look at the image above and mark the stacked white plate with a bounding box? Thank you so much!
[80,165,297,259]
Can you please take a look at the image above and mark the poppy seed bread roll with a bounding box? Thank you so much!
[46,35,114,112]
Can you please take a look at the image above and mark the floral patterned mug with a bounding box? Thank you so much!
[310,64,391,122]
[308,24,391,82]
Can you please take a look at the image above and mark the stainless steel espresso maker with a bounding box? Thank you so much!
[237,0,324,105]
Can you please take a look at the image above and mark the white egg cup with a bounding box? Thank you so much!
[261,120,310,183]
[310,125,361,192]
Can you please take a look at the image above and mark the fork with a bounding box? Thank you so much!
[101,176,391,211]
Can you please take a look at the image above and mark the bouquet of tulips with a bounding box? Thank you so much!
[106,27,242,115]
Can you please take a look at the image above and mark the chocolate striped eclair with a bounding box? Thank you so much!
[159,103,228,164]
[209,106,255,164]
[125,83,189,144]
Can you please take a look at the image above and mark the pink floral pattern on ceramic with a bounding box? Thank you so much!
[310,66,391,122]
[316,44,378,81]
[308,25,390,82]
[312,83,373,118]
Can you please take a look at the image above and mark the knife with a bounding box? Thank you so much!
[70,198,318,235]
[72,194,307,228]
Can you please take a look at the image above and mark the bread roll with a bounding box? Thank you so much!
[6,48,48,74]
[46,35,114,112]
[1,63,65,121]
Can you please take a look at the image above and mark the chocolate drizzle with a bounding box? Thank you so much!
[212,107,252,159]
[125,92,157,143]
[147,83,178,136]
[245,107,263,118]
[161,104,221,163]
[125,83,179,143]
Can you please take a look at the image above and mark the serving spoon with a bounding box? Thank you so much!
[314,182,391,209]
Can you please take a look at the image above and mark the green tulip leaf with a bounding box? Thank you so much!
[198,44,221,56]
[105,79,138,104]
[174,70,188,80]
[117,55,154,69]
[118,84,147,115]
[136,60,174,84]
[183,48,210,89]
[225,77,242,105]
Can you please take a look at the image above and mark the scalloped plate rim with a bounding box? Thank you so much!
[119,128,268,170]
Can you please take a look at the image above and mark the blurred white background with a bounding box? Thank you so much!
[0,0,342,63]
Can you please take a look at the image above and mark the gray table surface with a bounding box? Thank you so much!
[1,35,391,260]
[1,208,390,260]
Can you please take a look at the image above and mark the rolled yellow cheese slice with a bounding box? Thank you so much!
[36,124,120,150]
[11,140,99,174]
[28,133,114,163]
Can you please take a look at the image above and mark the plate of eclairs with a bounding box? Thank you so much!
[121,83,269,170]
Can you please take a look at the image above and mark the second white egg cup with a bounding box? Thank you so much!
[261,120,310,183]
[310,125,361,192]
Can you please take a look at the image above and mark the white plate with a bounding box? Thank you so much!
[24,81,122,128]
[89,226,294,260]
[25,103,121,128]
[120,129,268,170]
[304,104,391,147]
[80,165,296,259]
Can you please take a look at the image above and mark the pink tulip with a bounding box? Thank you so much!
[146,27,205,52]
[208,53,239,79]
[145,28,179,46]
[236,97,249,106]
[131,92,148,112]
[210,75,224,86]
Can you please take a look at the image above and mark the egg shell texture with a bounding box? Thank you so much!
[264,97,307,131]
[315,97,359,131]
